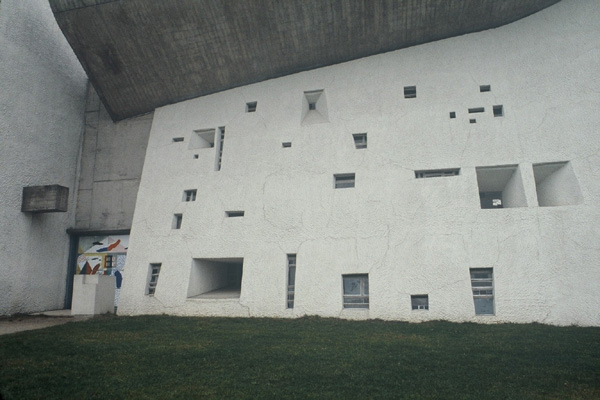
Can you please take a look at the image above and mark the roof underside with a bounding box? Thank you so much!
[50,0,561,121]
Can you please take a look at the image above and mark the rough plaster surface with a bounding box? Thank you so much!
[119,0,600,326]
[74,86,153,230]
[0,0,87,315]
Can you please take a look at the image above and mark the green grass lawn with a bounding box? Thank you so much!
[0,315,599,399]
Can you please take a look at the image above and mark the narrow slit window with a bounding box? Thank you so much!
[411,295,429,310]
[226,211,245,217]
[183,190,197,202]
[246,101,257,112]
[146,263,161,296]
[468,107,485,113]
[215,127,225,171]
[480,85,491,92]
[449,112,456,119]
[172,137,184,142]
[404,86,416,99]
[172,214,182,229]
[470,268,494,315]
[493,105,504,117]
[415,168,460,179]
[343,274,369,309]
[282,142,292,148]
[287,254,296,309]
[334,173,355,189]
[353,133,367,149]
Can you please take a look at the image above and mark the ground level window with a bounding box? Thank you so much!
[147,263,161,296]
[411,295,429,310]
[470,268,494,315]
[287,254,296,309]
[342,274,369,309]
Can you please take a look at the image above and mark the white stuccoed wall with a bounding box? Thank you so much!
[0,0,87,314]
[119,0,600,326]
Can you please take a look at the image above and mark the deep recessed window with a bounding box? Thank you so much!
[146,263,161,296]
[172,214,182,229]
[287,254,296,309]
[308,102,316,110]
[468,107,485,113]
[189,129,215,149]
[415,168,460,179]
[172,137,184,142]
[470,268,494,315]
[187,258,244,299]
[476,165,526,209]
[493,105,504,117]
[183,190,197,202]
[449,112,456,119]
[480,85,491,92]
[342,274,369,309]
[404,86,416,99]
[411,295,429,310]
[353,133,367,149]
[302,89,328,125]
[226,210,245,217]
[334,173,355,189]
[532,161,583,206]
[246,101,257,112]
[282,142,292,148]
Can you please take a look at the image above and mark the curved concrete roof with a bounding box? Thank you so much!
[50,0,561,120]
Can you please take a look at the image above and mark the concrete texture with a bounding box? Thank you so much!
[0,0,87,315]
[74,86,152,230]
[118,0,600,326]
[71,275,116,315]
[0,310,91,336]
[49,0,560,120]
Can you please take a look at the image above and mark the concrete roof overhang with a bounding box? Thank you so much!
[50,0,561,121]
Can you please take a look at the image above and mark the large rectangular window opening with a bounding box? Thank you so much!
[470,268,494,315]
[287,254,296,309]
[146,263,162,296]
[476,165,526,209]
[187,258,244,299]
[342,274,369,309]
[189,128,215,149]
[533,161,583,207]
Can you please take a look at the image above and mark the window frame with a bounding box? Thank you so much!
[183,189,197,202]
[334,173,355,189]
[146,263,162,296]
[342,274,369,309]
[470,268,494,315]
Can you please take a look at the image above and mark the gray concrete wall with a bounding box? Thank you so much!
[75,86,152,230]
[0,0,87,315]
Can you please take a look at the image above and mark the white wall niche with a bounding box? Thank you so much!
[533,161,583,207]
[187,258,244,299]
[476,165,527,209]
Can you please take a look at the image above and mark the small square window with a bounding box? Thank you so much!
[308,102,316,110]
[352,133,367,149]
[183,190,197,202]
[193,154,199,159]
[449,112,456,119]
[172,214,182,229]
[246,101,257,112]
[146,263,161,296]
[404,86,416,99]
[334,173,355,189]
[493,105,504,117]
[342,274,369,309]
[411,295,429,310]
[480,85,491,92]
[470,119,476,124]
[282,142,292,148]
[226,210,245,217]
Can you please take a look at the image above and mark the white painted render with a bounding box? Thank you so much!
[0,0,87,315]
[118,0,600,326]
